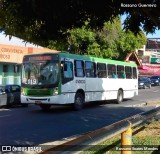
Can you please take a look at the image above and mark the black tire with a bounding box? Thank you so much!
[116,90,123,104]
[6,97,12,108]
[40,104,51,111]
[74,93,84,111]
[6,103,11,108]
[21,104,28,107]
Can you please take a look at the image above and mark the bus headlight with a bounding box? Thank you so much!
[21,88,25,95]
[139,83,144,85]
[53,87,58,95]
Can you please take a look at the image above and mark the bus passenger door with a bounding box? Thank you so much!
[61,60,74,103]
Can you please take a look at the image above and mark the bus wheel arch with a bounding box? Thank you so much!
[74,89,85,111]
[116,88,123,104]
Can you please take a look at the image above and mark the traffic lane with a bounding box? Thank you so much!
[0,104,154,145]
[93,86,160,107]
[0,86,159,145]
[124,86,160,104]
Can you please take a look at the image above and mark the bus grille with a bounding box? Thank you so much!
[27,89,51,96]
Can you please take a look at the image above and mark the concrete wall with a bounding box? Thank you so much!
[0,63,21,85]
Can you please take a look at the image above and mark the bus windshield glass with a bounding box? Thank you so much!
[22,55,59,86]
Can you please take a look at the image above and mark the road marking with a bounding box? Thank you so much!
[0,108,10,111]
[0,115,10,118]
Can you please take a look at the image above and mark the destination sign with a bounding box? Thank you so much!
[29,56,52,61]
[23,54,59,62]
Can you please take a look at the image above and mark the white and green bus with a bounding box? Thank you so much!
[21,52,138,110]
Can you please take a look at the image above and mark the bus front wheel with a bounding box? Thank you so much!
[116,90,123,104]
[74,93,84,111]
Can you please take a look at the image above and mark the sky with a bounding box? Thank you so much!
[146,29,160,38]
[121,14,160,39]
[0,32,41,47]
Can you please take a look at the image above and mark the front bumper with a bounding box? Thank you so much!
[21,93,75,105]
[151,82,159,86]
[138,85,144,89]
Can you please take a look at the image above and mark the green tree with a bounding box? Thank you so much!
[48,17,147,60]
[117,30,147,60]
[94,17,122,58]
[0,0,159,46]
[67,21,96,55]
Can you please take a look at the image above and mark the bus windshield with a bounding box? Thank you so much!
[22,61,59,86]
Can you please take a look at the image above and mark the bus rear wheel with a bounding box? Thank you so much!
[40,104,51,111]
[116,90,123,104]
[74,93,84,111]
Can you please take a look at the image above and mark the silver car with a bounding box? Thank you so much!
[0,85,28,108]
[0,87,7,107]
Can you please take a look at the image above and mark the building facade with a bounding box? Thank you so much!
[0,44,58,85]
[125,38,160,76]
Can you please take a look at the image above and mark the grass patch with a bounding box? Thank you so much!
[147,101,160,106]
[81,120,160,154]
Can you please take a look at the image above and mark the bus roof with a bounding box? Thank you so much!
[59,52,137,67]
[24,52,137,67]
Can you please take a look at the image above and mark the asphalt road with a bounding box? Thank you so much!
[0,86,160,146]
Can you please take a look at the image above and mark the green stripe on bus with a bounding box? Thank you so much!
[59,52,137,67]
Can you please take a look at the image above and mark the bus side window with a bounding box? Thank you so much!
[64,62,73,78]
[74,60,84,77]
[132,67,137,79]
[108,64,116,78]
[61,61,74,84]
[117,65,125,79]
[97,63,107,78]
[85,61,96,78]
[125,66,132,79]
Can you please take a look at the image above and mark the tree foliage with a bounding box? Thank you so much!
[117,30,147,59]
[49,17,147,60]
[0,0,159,46]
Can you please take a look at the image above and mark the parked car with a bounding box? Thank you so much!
[0,87,7,107]
[138,77,151,89]
[150,75,160,86]
[0,84,28,107]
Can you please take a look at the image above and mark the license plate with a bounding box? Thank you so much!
[35,101,42,104]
